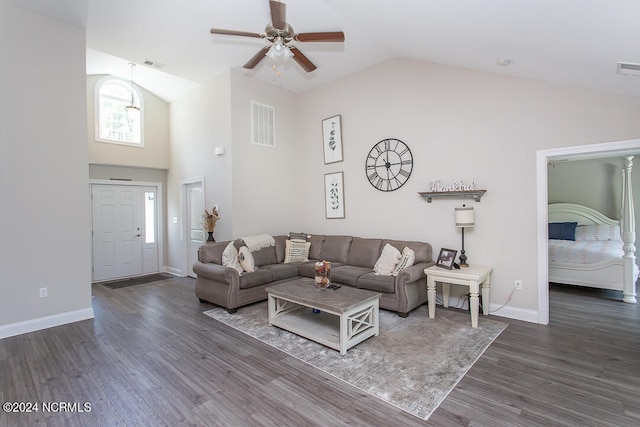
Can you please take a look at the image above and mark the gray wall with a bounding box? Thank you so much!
[548,157,640,230]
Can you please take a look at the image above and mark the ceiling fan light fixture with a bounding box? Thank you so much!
[266,38,293,61]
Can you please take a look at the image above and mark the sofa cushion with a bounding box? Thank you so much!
[274,235,287,263]
[238,246,256,273]
[392,246,416,276]
[284,239,311,263]
[198,241,229,264]
[382,239,432,264]
[260,263,299,281]
[288,232,310,241]
[374,243,402,275]
[238,269,273,289]
[308,235,325,260]
[222,242,243,273]
[298,260,344,278]
[346,237,382,268]
[318,235,353,263]
[356,272,396,293]
[251,245,278,267]
[331,265,373,286]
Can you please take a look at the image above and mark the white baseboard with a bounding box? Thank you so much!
[488,304,540,323]
[164,266,182,276]
[437,294,540,324]
[0,308,95,340]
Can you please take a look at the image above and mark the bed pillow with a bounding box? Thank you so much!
[575,224,622,241]
[548,222,578,241]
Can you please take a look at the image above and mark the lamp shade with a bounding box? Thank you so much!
[455,206,475,228]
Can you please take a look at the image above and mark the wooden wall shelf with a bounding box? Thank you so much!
[418,190,486,203]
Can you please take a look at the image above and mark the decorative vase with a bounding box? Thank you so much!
[314,260,331,289]
[207,231,215,243]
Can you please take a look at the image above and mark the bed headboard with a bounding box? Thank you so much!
[548,203,619,226]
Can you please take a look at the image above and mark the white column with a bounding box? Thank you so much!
[621,156,637,303]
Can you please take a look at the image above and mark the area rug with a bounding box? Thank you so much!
[98,273,173,289]
[204,302,507,420]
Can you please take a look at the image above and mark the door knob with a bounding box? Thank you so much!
[136,234,141,237]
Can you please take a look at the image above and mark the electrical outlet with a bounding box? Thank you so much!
[514,280,522,290]
[39,287,48,298]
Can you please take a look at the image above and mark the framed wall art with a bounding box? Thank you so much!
[324,172,345,219]
[322,114,343,164]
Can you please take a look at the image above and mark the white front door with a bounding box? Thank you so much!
[186,182,204,278]
[92,185,143,281]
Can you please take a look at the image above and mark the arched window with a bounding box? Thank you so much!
[95,77,144,146]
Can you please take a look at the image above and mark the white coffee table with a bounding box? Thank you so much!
[266,278,380,355]
[425,264,492,328]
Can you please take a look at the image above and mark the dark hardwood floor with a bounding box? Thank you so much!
[1,278,639,426]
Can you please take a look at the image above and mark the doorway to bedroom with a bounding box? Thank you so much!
[537,138,640,324]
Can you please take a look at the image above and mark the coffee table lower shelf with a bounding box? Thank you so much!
[267,295,379,355]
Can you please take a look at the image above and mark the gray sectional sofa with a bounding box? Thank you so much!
[194,234,434,317]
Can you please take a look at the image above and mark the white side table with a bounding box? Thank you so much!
[424,264,492,328]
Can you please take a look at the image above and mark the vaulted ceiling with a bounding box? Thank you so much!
[12,0,640,102]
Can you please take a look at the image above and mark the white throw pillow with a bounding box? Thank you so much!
[392,246,416,276]
[374,243,402,275]
[238,246,256,273]
[222,241,244,274]
[575,224,622,241]
[284,239,311,263]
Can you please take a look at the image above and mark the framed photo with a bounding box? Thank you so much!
[436,248,457,270]
[324,172,345,219]
[322,115,343,164]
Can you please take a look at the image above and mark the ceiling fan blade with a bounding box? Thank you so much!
[210,28,264,39]
[295,31,345,43]
[269,0,287,30]
[289,46,317,72]
[243,46,270,69]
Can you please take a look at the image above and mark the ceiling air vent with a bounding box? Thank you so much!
[251,101,275,147]
[143,59,164,69]
[617,62,640,76]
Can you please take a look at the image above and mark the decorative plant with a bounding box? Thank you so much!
[202,207,220,232]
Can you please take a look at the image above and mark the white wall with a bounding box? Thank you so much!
[295,58,640,319]
[0,2,93,336]
[165,69,301,274]
[167,71,234,273]
[229,71,300,237]
[87,74,170,169]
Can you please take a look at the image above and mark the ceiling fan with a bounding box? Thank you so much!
[210,0,345,73]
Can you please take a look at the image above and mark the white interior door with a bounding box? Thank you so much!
[186,182,204,278]
[92,185,143,281]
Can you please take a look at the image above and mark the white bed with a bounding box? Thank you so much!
[548,156,637,303]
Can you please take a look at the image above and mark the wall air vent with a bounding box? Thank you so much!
[251,101,275,147]
[617,62,640,76]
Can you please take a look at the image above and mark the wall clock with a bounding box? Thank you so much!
[365,138,413,191]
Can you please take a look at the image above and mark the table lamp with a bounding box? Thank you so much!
[455,205,475,267]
